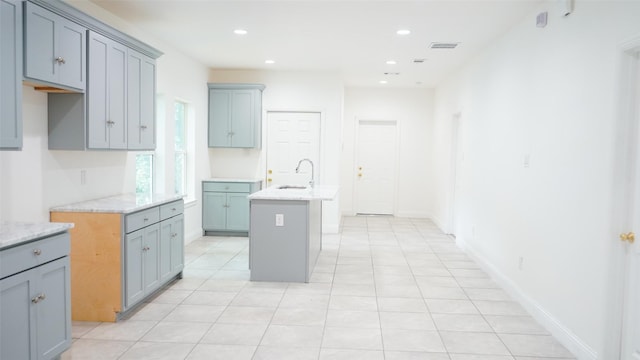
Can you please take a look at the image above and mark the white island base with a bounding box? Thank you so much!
[248,186,337,283]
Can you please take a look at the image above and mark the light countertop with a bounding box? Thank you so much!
[0,221,74,250]
[203,178,263,183]
[248,185,338,201]
[50,193,183,214]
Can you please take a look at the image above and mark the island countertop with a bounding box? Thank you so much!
[0,221,74,250]
[50,193,183,214]
[248,185,338,201]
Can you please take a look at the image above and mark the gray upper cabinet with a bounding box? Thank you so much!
[24,1,86,91]
[208,83,265,148]
[127,49,156,150]
[87,31,127,149]
[0,0,22,150]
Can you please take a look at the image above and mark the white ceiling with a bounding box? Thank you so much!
[86,0,542,88]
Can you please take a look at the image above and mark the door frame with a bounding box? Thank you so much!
[264,109,323,187]
[447,112,462,236]
[353,118,400,216]
[610,36,640,360]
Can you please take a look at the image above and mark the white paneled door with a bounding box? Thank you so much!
[266,112,321,187]
[622,46,640,360]
[355,120,397,215]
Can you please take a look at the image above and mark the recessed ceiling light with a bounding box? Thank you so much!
[234,29,248,35]
[379,80,388,84]
[396,29,411,36]
[265,60,275,64]
[386,60,397,65]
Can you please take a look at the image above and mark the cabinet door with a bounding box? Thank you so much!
[208,90,231,147]
[24,2,85,91]
[0,0,22,149]
[170,214,184,274]
[107,39,128,149]
[125,228,145,307]
[203,191,227,230]
[230,90,255,148]
[127,49,156,150]
[24,2,57,85]
[36,257,71,360]
[0,267,36,360]
[159,219,172,282]
[87,31,127,149]
[227,193,250,231]
[142,224,160,294]
[56,17,86,90]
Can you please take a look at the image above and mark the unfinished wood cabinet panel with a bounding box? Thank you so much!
[50,212,122,322]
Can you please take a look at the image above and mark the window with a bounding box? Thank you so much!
[136,153,154,194]
[174,101,187,196]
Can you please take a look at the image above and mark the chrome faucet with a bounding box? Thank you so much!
[295,158,315,188]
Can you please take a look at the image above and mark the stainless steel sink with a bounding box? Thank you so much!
[277,185,307,189]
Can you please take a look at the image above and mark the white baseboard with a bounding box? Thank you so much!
[185,228,203,246]
[394,211,431,218]
[456,237,598,360]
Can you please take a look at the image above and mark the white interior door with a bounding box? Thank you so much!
[266,112,321,187]
[622,47,640,360]
[355,120,397,215]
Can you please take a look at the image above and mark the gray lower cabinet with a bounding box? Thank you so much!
[0,0,22,150]
[124,200,184,310]
[208,83,265,148]
[160,213,184,282]
[24,1,86,91]
[202,181,261,235]
[125,223,160,308]
[0,232,71,360]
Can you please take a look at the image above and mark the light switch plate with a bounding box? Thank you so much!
[275,214,284,227]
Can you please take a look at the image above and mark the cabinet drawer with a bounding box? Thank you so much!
[126,207,160,233]
[160,200,183,220]
[0,232,70,279]
[203,182,250,193]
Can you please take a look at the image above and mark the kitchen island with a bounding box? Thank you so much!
[248,185,338,283]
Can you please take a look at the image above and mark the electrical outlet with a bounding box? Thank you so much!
[275,214,284,227]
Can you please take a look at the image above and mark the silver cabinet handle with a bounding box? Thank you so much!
[172,208,176,211]
[143,246,150,251]
[106,120,115,126]
[33,249,42,256]
[140,125,147,130]
[143,218,149,222]
[31,293,46,304]
[55,56,66,64]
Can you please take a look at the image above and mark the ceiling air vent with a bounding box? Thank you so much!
[384,72,400,76]
[430,42,459,49]
[413,58,426,63]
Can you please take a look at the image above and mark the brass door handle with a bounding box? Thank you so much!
[267,178,272,182]
[358,173,362,177]
[620,232,635,244]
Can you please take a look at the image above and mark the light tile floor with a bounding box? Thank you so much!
[62,216,575,360]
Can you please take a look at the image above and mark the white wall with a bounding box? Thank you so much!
[208,70,343,233]
[431,2,640,358]
[342,87,434,218]
[0,1,210,244]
